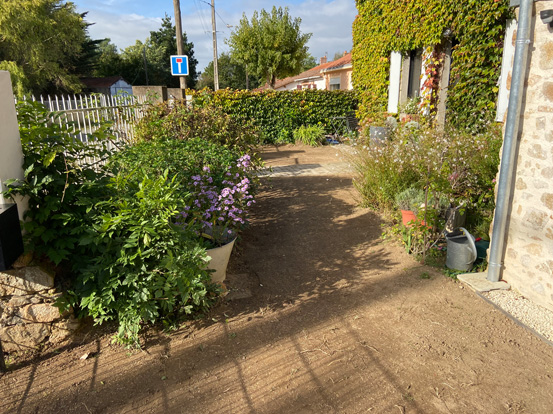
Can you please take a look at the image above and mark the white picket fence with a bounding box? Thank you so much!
[16,93,148,149]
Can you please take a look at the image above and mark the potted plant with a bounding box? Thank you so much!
[399,96,421,123]
[395,187,426,226]
[176,154,255,283]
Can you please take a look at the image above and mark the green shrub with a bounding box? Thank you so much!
[135,101,260,154]
[292,124,326,146]
[190,89,358,143]
[353,123,502,240]
[4,100,112,265]
[64,171,215,346]
[110,138,258,248]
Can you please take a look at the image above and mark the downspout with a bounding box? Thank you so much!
[487,0,533,282]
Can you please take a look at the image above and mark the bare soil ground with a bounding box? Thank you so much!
[2,144,553,414]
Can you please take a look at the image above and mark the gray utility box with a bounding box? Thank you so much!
[0,203,24,270]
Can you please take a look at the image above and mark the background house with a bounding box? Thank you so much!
[322,52,353,91]
[81,76,133,96]
[264,54,353,91]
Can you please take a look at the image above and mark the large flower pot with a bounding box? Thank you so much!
[206,238,236,283]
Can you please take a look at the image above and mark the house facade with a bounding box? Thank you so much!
[492,0,553,312]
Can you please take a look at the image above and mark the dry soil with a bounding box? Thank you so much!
[1,144,553,414]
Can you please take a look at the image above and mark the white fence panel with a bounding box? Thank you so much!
[16,93,148,149]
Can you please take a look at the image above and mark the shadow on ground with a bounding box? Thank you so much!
[2,170,553,414]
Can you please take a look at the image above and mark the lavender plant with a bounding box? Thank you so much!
[177,154,256,247]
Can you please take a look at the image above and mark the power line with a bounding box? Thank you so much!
[197,0,232,31]
[193,0,210,37]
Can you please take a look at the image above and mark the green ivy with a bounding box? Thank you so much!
[352,0,512,130]
[189,89,358,143]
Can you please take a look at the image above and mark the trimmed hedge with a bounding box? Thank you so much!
[190,88,358,143]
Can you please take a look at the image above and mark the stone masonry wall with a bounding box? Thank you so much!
[501,1,553,312]
[0,266,79,353]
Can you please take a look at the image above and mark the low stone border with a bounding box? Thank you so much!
[0,267,79,354]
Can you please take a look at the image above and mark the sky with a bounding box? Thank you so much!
[71,0,358,73]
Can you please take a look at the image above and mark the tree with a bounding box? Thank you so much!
[119,39,167,86]
[301,53,317,72]
[93,39,123,78]
[0,0,88,95]
[149,15,198,88]
[227,6,312,89]
[198,53,261,90]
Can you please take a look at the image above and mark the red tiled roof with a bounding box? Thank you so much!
[323,53,352,71]
[81,76,127,89]
[259,55,346,90]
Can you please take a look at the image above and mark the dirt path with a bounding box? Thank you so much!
[2,144,553,414]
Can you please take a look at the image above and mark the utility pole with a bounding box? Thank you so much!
[142,46,149,85]
[211,0,219,91]
[173,0,187,90]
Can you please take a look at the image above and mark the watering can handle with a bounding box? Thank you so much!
[459,227,478,262]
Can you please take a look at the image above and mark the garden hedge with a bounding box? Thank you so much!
[189,88,358,143]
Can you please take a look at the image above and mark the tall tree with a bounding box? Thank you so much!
[198,53,261,90]
[0,0,88,95]
[227,6,312,89]
[119,39,167,86]
[149,15,198,88]
[92,39,123,78]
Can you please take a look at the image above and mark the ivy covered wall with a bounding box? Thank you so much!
[352,0,513,130]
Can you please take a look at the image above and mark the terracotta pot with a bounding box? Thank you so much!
[400,209,417,227]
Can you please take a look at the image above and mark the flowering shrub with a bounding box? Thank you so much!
[353,123,502,256]
[177,155,255,246]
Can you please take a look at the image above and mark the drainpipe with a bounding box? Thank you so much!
[487,0,533,282]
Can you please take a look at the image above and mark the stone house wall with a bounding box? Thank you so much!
[500,0,553,312]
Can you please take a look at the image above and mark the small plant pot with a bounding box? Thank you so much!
[401,210,417,227]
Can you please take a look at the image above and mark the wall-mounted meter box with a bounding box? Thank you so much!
[0,203,24,271]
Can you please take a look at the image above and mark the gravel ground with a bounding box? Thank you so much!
[483,289,553,343]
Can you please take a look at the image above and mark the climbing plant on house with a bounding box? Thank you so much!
[352,0,512,131]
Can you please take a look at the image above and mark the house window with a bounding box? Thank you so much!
[407,49,423,98]
[297,85,302,90]
[329,77,341,90]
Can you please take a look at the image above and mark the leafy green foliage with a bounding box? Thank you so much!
[353,122,502,237]
[191,89,358,143]
[67,171,215,346]
[227,6,312,88]
[293,124,326,147]
[4,100,233,346]
[0,0,89,95]
[134,101,261,154]
[109,137,252,193]
[352,0,512,131]
[4,100,112,265]
[197,52,262,90]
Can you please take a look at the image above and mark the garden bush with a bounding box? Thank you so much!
[292,124,326,146]
[63,171,216,346]
[4,100,112,266]
[353,122,502,256]
[189,88,358,143]
[134,101,260,154]
[5,100,258,346]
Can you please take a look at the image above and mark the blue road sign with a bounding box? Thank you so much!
[171,55,189,76]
